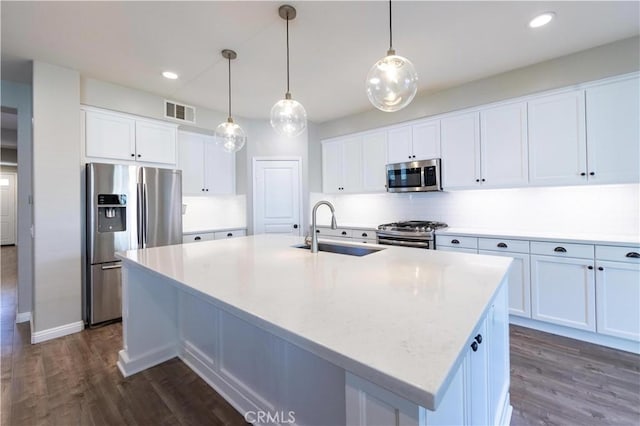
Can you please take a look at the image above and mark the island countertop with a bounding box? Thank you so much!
[116,234,512,410]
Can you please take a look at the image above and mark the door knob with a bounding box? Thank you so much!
[293,224,298,229]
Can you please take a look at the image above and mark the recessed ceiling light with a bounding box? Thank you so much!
[162,71,178,80]
[529,12,555,28]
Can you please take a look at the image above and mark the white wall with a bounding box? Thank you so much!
[243,119,309,235]
[310,184,640,239]
[32,62,81,333]
[1,80,33,317]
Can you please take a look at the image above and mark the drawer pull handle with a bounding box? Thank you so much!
[341,231,347,236]
[626,252,640,258]
[316,229,320,233]
[227,233,233,237]
[451,239,460,244]
[362,232,368,237]
[497,242,508,248]
[554,247,567,253]
[194,236,201,241]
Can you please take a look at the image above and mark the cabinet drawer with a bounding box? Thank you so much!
[530,241,594,259]
[214,229,246,239]
[316,227,352,238]
[183,233,215,243]
[596,245,640,263]
[437,235,478,249]
[478,238,529,254]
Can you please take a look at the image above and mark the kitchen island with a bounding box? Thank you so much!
[116,235,513,425]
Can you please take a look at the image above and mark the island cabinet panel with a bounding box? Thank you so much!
[346,281,511,426]
[179,291,218,369]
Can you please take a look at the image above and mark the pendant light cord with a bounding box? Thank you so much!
[227,56,232,118]
[389,0,393,50]
[286,12,290,94]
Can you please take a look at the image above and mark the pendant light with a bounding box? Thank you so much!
[215,49,246,153]
[366,0,418,112]
[270,4,307,137]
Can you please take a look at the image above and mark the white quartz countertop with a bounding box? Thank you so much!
[116,235,511,410]
[437,227,640,246]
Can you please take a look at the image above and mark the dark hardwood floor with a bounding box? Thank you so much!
[2,245,639,425]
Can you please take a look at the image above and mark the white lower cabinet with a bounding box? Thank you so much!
[595,250,640,341]
[479,238,530,318]
[530,254,596,331]
[346,283,510,426]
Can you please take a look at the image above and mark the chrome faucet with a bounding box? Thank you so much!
[310,201,337,253]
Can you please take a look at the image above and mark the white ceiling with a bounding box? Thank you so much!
[2,1,638,123]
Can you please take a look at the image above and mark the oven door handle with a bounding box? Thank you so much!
[377,239,431,248]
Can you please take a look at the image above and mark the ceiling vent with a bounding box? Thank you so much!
[165,100,196,124]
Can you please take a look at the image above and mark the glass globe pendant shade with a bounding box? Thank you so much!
[270,93,307,137]
[215,118,246,153]
[366,49,418,112]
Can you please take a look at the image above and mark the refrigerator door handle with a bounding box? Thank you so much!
[101,264,122,270]
[137,182,144,247]
[142,182,148,248]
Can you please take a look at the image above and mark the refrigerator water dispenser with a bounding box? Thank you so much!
[97,194,127,233]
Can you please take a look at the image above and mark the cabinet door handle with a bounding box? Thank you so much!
[580,172,586,176]
[589,172,595,176]
[474,334,483,344]
[316,229,320,233]
[451,239,460,244]
[598,266,604,271]
[587,265,594,270]
[475,179,480,183]
[137,154,141,158]
[626,252,640,258]
[194,236,201,241]
[130,153,135,157]
[227,233,233,237]
[554,247,567,253]
[471,341,478,352]
[362,232,368,237]
[293,224,298,229]
[481,178,486,182]
[497,242,508,248]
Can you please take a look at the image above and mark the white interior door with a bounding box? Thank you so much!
[253,159,301,235]
[0,173,17,245]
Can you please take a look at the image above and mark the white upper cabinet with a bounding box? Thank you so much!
[322,132,386,194]
[411,120,441,161]
[85,110,136,161]
[441,112,481,189]
[527,90,587,186]
[177,131,235,196]
[387,126,413,163]
[362,131,387,192]
[135,120,177,164]
[84,107,177,165]
[387,121,440,164]
[586,77,640,184]
[480,102,528,187]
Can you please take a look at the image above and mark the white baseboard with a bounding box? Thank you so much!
[15,311,31,323]
[510,315,640,354]
[117,344,178,378]
[31,320,84,344]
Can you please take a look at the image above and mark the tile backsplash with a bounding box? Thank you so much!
[310,183,640,237]
[182,195,247,232]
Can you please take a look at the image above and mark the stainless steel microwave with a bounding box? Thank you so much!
[386,158,442,193]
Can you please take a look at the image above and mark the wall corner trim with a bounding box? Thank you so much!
[31,320,84,344]
[15,311,31,324]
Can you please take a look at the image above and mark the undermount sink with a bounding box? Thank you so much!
[294,242,384,257]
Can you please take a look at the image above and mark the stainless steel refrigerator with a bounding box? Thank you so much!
[85,163,182,326]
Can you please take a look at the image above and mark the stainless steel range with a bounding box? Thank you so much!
[377,221,448,249]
